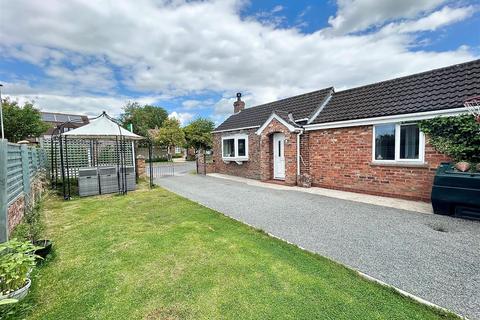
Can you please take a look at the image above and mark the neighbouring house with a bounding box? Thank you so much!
[40,111,90,138]
[212,59,480,202]
[25,112,89,144]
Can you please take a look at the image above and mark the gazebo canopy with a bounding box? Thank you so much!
[63,112,143,140]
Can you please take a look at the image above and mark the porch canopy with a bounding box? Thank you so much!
[63,111,143,140]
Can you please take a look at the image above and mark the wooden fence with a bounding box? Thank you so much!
[0,140,47,242]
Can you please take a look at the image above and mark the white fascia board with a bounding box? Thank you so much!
[255,113,299,135]
[212,125,260,133]
[304,107,469,131]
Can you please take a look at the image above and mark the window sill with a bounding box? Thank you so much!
[223,157,248,164]
[370,161,428,168]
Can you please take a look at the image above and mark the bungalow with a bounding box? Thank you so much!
[212,59,480,202]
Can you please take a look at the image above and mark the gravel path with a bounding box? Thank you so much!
[155,174,480,319]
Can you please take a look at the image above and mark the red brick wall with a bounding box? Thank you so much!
[7,171,47,235]
[213,129,262,180]
[307,125,449,201]
[8,196,25,234]
[213,119,299,185]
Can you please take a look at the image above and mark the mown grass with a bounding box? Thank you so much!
[2,183,458,319]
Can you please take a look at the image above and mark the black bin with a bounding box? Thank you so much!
[431,162,480,220]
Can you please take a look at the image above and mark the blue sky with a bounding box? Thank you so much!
[1,0,479,125]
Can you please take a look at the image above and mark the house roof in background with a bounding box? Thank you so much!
[309,59,480,124]
[214,88,333,132]
[41,111,89,124]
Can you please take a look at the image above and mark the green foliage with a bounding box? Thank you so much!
[419,114,480,163]
[2,98,49,142]
[119,102,168,138]
[0,239,39,295]
[183,118,215,151]
[149,118,186,154]
[11,203,45,243]
[0,298,18,305]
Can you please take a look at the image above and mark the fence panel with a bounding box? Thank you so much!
[1,142,47,242]
[6,143,24,204]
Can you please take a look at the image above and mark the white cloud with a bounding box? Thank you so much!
[181,100,201,109]
[168,111,194,125]
[381,6,475,34]
[2,80,164,117]
[0,0,477,123]
[328,0,447,34]
[272,5,284,13]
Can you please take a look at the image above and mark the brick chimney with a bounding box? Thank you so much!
[233,92,245,114]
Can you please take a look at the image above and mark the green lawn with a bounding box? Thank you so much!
[3,184,457,319]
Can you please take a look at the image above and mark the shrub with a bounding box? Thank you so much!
[0,240,39,295]
[11,203,45,243]
[419,114,480,164]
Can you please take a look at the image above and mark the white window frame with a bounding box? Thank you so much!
[221,134,249,162]
[372,122,425,164]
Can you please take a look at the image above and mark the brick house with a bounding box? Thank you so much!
[212,59,480,202]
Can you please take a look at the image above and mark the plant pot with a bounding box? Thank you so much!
[0,279,31,302]
[33,240,52,259]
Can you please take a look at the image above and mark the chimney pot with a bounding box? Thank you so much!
[233,92,245,114]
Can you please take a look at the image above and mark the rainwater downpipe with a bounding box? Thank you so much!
[296,129,304,177]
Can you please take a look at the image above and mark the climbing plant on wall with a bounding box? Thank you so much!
[419,114,480,163]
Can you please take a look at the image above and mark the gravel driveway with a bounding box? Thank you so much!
[155,174,480,319]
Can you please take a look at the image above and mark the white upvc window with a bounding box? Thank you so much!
[372,123,425,164]
[222,134,248,161]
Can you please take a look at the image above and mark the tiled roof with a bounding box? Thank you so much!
[214,88,333,131]
[272,110,299,127]
[310,59,480,124]
[214,59,480,131]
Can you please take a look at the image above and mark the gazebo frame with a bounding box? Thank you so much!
[50,111,153,200]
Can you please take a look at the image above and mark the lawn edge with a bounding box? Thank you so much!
[156,184,468,320]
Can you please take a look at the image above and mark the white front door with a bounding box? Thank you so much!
[273,133,285,180]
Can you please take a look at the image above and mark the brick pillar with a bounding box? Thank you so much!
[136,155,146,178]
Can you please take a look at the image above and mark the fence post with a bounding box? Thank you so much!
[21,145,31,199]
[0,140,8,242]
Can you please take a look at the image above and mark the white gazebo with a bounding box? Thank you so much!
[50,111,151,199]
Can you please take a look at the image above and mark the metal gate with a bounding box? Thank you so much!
[148,162,174,178]
[147,161,196,179]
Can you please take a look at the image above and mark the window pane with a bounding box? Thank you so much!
[400,124,420,159]
[238,139,246,157]
[223,139,235,157]
[375,124,395,160]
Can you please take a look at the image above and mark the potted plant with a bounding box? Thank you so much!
[32,239,52,259]
[0,239,39,302]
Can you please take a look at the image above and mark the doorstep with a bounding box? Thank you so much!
[207,173,433,214]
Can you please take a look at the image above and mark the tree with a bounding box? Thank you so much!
[119,102,168,138]
[183,118,215,152]
[2,98,49,142]
[149,118,186,159]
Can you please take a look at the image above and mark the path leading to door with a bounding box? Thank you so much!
[154,174,480,319]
